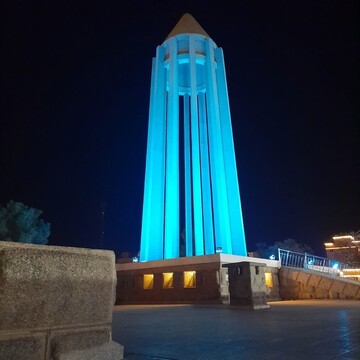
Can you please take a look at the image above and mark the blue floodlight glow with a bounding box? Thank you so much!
[332,263,339,269]
[140,14,247,261]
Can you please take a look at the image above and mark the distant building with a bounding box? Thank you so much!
[325,235,360,267]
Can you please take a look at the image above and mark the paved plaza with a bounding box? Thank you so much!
[112,300,360,360]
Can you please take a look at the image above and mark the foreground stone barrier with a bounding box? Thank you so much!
[280,266,360,300]
[0,241,123,360]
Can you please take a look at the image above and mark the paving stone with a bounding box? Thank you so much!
[112,301,360,360]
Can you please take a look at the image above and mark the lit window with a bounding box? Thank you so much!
[183,271,196,288]
[143,274,154,289]
[162,272,174,288]
[265,272,273,288]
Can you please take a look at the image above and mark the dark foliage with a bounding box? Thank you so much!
[0,201,50,244]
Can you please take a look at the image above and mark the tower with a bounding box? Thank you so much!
[140,14,247,261]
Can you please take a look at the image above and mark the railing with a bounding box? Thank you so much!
[277,248,348,275]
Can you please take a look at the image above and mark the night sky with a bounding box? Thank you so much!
[2,1,359,257]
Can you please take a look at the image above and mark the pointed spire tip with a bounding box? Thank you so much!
[165,13,209,40]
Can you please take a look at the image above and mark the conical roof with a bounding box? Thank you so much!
[166,13,209,39]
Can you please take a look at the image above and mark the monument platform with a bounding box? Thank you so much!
[115,254,280,304]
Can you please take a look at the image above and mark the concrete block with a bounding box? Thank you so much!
[343,283,360,298]
[224,262,269,309]
[286,268,300,281]
[318,277,334,291]
[355,287,360,300]
[308,274,321,288]
[299,283,314,299]
[0,333,46,360]
[0,241,116,331]
[314,287,330,299]
[49,327,111,359]
[297,272,311,284]
[272,272,280,286]
[280,267,289,278]
[280,287,300,300]
[330,280,346,294]
[329,291,340,299]
[59,341,124,360]
[279,269,302,299]
[279,275,300,299]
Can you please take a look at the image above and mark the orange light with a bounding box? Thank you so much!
[183,271,196,288]
[325,246,357,250]
[265,272,273,288]
[162,272,174,288]
[324,243,334,247]
[342,268,360,272]
[143,274,154,289]
[332,235,354,240]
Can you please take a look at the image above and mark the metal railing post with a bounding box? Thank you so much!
[285,250,289,266]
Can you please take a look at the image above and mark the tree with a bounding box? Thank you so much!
[0,201,50,244]
[256,238,313,259]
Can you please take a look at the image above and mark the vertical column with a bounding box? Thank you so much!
[140,46,167,261]
[198,91,215,254]
[183,94,193,256]
[189,35,204,255]
[204,39,232,254]
[164,37,179,259]
[215,48,247,255]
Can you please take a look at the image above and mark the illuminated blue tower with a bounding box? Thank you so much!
[140,14,247,261]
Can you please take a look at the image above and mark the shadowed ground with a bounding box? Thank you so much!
[112,300,360,360]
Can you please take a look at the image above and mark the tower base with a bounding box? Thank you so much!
[115,254,280,305]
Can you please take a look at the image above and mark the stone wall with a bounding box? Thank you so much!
[280,266,360,300]
[0,241,123,360]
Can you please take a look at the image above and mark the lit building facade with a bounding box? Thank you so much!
[140,14,247,261]
[325,235,360,268]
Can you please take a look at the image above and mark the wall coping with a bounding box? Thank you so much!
[116,254,280,271]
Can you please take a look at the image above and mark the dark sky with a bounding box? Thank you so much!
[2,1,359,256]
